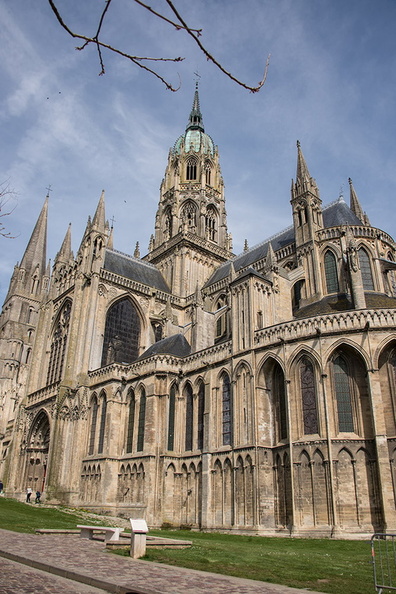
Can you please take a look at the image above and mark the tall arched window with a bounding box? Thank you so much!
[98,393,107,454]
[324,250,339,294]
[205,161,211,185]
[88,395,98,455]
[185,383,194,451]
[221,373,233,446]
[334,355,354,432]
[126,389,135,454]
[197,382,205,450]
[274,366,287,440]
[358,248,374,290]
[186,157,197,180]
[215,295,228,343]
[205,206,217,241]
[101,298,140,367]
[47,300,71,385]
[300,357,318,434]
[137,388,146,452]
[167,384,176,451]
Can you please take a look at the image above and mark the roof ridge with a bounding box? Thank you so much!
[106,248,159,271]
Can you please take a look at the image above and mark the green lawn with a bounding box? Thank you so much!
[0,497,374,594]
[0,496,102,533]
[139,529,374,594]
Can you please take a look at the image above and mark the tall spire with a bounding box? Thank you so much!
[349,178,370,226]
[92,190,106,232]
[19,196,48,277]
[186,82,204,132]
[56,223,72,263]
[296,140,311,185]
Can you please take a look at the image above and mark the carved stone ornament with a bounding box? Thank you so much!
[98,283,108,297]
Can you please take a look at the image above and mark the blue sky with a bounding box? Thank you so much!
[1,0,396,304]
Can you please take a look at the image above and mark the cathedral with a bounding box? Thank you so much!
[2,86,396,537]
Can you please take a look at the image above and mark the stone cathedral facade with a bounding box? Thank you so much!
[2,87,396,537]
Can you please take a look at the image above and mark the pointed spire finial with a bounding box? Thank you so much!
[19,196,48,277]
[296,140,311,184]
[92,190,106,232]
[187,83,204,132]
[56,223,72,263]
[348,177,369,225]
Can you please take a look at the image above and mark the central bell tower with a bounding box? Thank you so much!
[145,84,233,297]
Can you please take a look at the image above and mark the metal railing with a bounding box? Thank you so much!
[372,534,396,593]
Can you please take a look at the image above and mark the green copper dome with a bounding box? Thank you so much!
[173,84,215,156]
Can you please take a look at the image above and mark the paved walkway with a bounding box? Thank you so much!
[0,528,323,594]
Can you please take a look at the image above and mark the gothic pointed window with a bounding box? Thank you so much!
[98,392,107,454]
[205,206,217,242]
[88,395,98,455]
[300,357,318,434]
[126,389,135,454]
[274,366,287,440]
[324,250,339,294]
[204,160,212,185]
[197,381,205,450]
[47,300,71,385]
[215,295,228,344]
[137,388,146,452]
[221,373,233,446]
[334,355,354,432]
[181,202,197,230]
[101,299,140,367]
[185,383,194,451]
[358,247,374,290]
[186,157,197,181]
[167,384,176,451]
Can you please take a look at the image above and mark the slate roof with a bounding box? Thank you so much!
[294,292,396,319]
[139,334,191,360]
[104,249,170,293]
[322,198,363,227]
[204,198,364,289]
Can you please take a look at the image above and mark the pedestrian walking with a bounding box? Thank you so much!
[35,491,41,504]
[26,487,32,502]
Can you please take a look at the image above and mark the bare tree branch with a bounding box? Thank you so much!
[47,0,183,89]
[0,182,18,239]
[47,0,269,92]
[165,0,270,92]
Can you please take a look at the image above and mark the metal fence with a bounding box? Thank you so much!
[372,534,396,593]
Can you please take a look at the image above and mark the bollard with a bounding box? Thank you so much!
[130,518,148,559]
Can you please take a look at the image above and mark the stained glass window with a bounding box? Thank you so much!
[300,357,318,434]
[98,395,107,454]
[222,373,233,446]
[167,384,176,451]
[274,366,287,440]
[197,382,205,450]
[324,251,339,294]
[334,355,354,432]
[101,299,140,367]
[185,383,194,451]
[137,389,146,452]
[358,248,374,291]
[88,396,98,455]
[126,390,135,454]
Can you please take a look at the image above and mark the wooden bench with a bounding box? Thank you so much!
[77,524,124,542]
